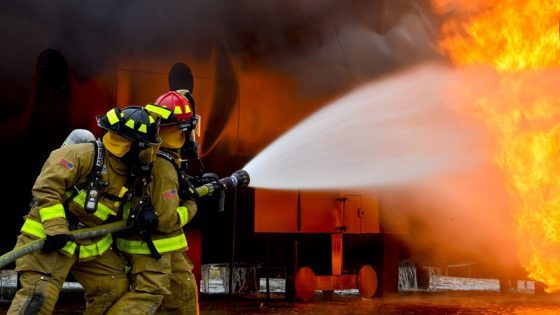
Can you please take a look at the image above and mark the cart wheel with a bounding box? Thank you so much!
[295,266,316,301]
[357,265,378,298]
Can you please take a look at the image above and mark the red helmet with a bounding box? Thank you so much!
[152,91,193,125]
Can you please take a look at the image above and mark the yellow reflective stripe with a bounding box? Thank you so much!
[21,219,46,239]
[118,187,128,198]
[115,187,128,208]
[123,202,131,220]
[177,206,188,226]
[72,191,87,206]
[174,106,182,115]
[125,119,135,129]
[184,105,191,114]
[79,234,113,258]
[39,204,66,222]
[149,116,155,124]
[107,108,120,125]
[145,104,172,119]
[62,241,77,255]
[138,124,147,133]
[20,218,76,255]
[93,204,115,221]
[72,191,116,221]
[116,234,187,254]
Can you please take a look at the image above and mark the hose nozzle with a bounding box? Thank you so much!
[194,169,250,198]
[218,169,250,190]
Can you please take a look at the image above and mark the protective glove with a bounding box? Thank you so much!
[134,200,159,233]
[41,234,69,253]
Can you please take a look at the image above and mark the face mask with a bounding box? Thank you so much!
[103,132,132,157]
[138,143,160,165]
[159,126,185,149]
[123,142,160,178]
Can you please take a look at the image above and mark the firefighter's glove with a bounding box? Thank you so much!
[134,202,159,233]
[41,234,69,253]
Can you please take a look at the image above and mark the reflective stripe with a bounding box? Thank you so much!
[119,187,128,197]
[123,201,131,220]
[107,108,120,125]
[21,218,77,255]
[62,241,77,255]
[125,119,135,129]
[72,191,116,221]
[174,106,182,115]
[138,123,147,133]
[21,219,46,239]
[39,204,66,222]
[146,104,172,119]
[116,234,188,255]
[115,187,128,208]
[79,233,113,258]
[177,206,188,226]
[184,105,191,114]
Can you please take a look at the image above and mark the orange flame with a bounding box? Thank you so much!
[434,0,560,291]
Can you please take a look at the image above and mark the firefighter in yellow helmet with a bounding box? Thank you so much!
[8,106,162,314]
[107,92,199,314]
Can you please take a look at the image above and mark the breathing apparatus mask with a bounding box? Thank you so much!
[123,140,161,178]
[180,114,200,159]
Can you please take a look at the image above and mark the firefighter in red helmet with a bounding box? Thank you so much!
[108,91,200,314]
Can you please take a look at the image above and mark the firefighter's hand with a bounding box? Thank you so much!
[135,202,159,233]
[41,234,69,253]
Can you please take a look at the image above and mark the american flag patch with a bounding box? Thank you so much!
[59,158,75,170]
[162,189,178,200]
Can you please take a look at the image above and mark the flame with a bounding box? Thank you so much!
[434,0,560,291]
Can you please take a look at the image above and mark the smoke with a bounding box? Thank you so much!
[0,0,438,103]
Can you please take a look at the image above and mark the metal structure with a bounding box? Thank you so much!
[255,189,394,300]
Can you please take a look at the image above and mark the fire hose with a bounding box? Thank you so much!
[0,169,249,269]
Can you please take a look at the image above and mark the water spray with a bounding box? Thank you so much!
[243,62,481,190]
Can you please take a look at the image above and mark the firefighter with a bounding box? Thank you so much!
[107,91,199,315]
[8,106,161,315]
[154,91,201,315]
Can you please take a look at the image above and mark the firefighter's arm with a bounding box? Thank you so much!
[32,146,90,236]
[180,198,197,225]
[149,174,188,233]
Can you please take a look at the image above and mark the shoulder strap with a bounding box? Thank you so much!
[156,151,194,200]
[91,140,104,176]
[84,140,106,213]
[156,151,182,176]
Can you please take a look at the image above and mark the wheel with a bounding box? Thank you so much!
[357,265,378,298]
[295,266,316,301]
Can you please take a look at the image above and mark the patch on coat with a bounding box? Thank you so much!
[59,158,75,170]
[163,189,178,200]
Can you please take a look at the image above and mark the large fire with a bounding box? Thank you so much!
[433,0,560,291]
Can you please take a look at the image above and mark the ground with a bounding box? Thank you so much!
[2,292,560,314]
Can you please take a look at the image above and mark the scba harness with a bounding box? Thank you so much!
[156,151,198,201]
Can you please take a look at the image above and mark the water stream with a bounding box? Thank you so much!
[244,62,480,190]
